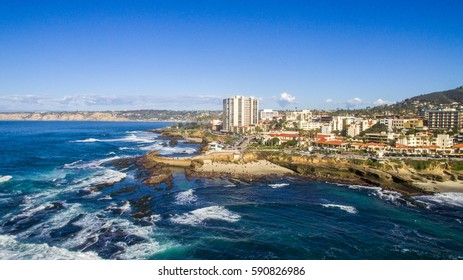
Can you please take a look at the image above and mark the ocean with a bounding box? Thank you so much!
[0,121,462,260]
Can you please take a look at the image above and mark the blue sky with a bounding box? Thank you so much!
[0,0,462,111]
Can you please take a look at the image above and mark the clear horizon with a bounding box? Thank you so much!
[1,1,462,112]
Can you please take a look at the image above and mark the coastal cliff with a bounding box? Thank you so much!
[140,150,463,196]
[0,110,221,122]
[0,112,129,121]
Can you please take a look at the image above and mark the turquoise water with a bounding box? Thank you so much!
[0,121,462,259]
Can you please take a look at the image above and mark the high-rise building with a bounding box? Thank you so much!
[223,96,259,132]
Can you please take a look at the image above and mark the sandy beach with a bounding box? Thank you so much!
[414,180,463,193]
[196,159,294,176]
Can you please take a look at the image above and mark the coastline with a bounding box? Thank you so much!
[141,151,463,196]
[0,119,186,123]
[123,126,463,196]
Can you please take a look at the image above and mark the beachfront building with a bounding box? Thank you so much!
[284,110,312,122]
[380,118,423,131]
[223,96,259,133]
[313,133,349,150]
[436,134,453,149]
[330,116,354,132]
[424,108,463,130]
[321,125,332,134]
[363,132,395,144]
[298,120,323,131]
[347,123,362,137]
[208,142,224,151]
[265,132,299,143]
[260,109,279,121]
[396,133,433,147]
[210,119,223,131]
[346,119,376,138]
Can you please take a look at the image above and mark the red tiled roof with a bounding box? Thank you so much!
[365,142,387,146]
[268,133,298,138]
[416,145,440,150]
[319,140,348,146]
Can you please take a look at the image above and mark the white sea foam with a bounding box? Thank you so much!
[224,184,236,188]
[97,195,113,201]
[10,204,48,222]
[0,235,101,260]
[59,211,163,259]
[18,169,125,211]
[14,201,75,225]
[71,169,126,188]
[348,185,382,191]
[139,143,197,155]
[72,132,158,144]
[148,214,161,223]
[63,156,121,169]
[115,240,166,260]
[105,201,132,216]
[268,183,289,189]
[175,189,197,205]
[20,190,62,211]
[348,184,403,204]
[0,175,12,183]
[119,147,135,150]
[321,203,358,214]
[122,133,157,143]
[374,189,403,203]
[15,203,84,240]
[119,201,132,214]
[414,192,463,208]
[72,138,100,143]
[170,206,240,226]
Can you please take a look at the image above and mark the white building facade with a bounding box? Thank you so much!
[260,109,279,121]
[223,96,259,132]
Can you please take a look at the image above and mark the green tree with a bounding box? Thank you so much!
[267,137,280,146]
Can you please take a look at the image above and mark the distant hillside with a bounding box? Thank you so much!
[331,85,463,117]
[408,86,463,104]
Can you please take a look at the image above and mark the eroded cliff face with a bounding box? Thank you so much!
[0,112,129,121]
[140,149,462,196]
[254,152,463,195]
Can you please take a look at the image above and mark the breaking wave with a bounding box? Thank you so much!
[63,156,122,169]
[348,185,403,204]
[0,235,100,260]
[268,183,289,189]
[170,206,241,226]
[175,189,197,205]
[139,143,197,155]
[72,138,100,143]
[321,204,358,214]
[414,192,463,208]
[0,175,12,183]
[70,169,126,188]
[72,132,158,144]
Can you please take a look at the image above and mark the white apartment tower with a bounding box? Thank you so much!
[223,96,259,132]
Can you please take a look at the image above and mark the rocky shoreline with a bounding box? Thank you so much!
[135,148,463,197]
[108,127,463,197]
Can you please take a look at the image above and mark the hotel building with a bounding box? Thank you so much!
[223,96,259,133]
